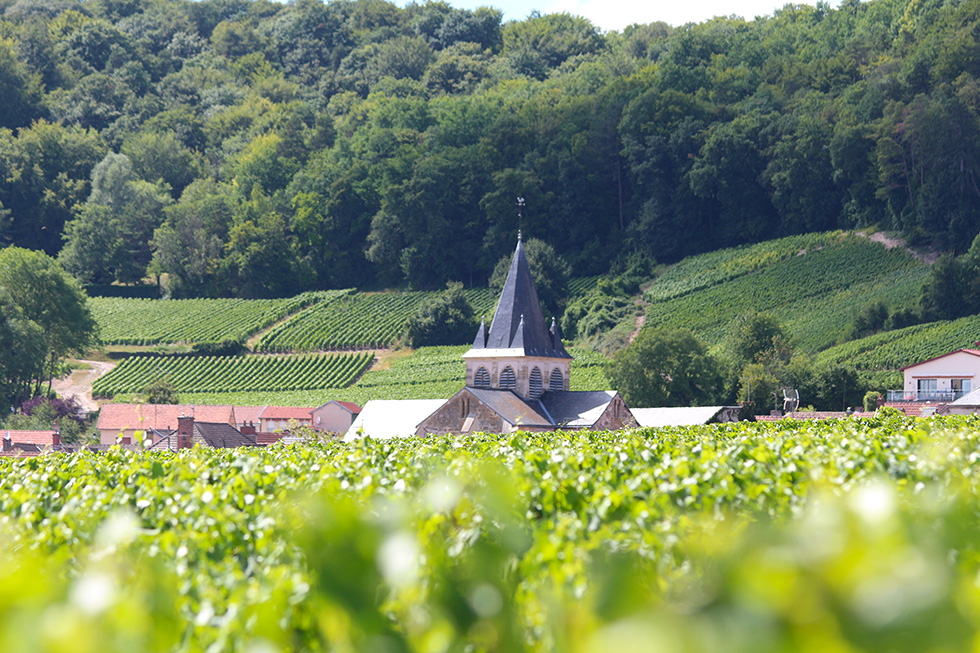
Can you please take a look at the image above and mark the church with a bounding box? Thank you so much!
[347,235,636,440]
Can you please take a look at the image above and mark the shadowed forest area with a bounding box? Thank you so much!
[0,0,977,297]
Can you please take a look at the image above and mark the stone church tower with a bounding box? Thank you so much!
[462,235,572,400]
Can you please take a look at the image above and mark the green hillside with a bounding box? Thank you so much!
[90,291,342,345]
[816,315,980,372]
[93,351,373,397]
[256,289,498,352]
[643,234,928,353]
[175,346,611,407]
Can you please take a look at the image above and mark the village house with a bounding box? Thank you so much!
[0,429,64,457]
[148,415,258,450]
[96,404,237,446]
[257,406,314,432]
[347,235,637,440]
[311,400,362,434]
[892,347,980,403]
[97,401,361,448]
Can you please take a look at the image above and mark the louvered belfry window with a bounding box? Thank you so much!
[529,367,543,398]
[474,367,490,388]
[550,368,563,391]
[500,366,516,389]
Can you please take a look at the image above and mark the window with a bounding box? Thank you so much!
[917,378,938,399]
[550,368,564,392]
[500,366,516,389]
[529,367,543,398]
[952,379,972,395]
[474,367,490,388]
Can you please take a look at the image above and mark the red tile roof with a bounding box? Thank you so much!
[235,406,266,424]
[256,432,284,445]
[260,406,313,420]
[97,404,236,432]
[3,430,57,445]
[334,401,361,413]
[882,402,931,417]
[314,400,362,414]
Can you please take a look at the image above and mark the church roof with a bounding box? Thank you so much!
[539,391,620,427]
[468,237,571,359]
[464,387,553,428]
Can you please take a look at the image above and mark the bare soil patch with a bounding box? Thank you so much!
[52,360,116,412]
[863,231,939,264]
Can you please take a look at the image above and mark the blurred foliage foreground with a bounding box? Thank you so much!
[4,417,980,651]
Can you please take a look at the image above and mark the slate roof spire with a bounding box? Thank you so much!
[472,316,487,348]
[473,236,571,359]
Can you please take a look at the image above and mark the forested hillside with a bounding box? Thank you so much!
[0,0,978,297]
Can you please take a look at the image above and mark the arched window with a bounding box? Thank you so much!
[529,367,543,398]
[550,368,564,392]
[474,367,490,388]
[499,366,516,389]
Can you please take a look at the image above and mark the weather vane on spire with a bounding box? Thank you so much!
[517,196,525,241]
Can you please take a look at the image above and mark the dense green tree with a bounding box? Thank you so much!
[404,282,476,347]
[121,131,203,197]
[0,0,978,300]
[729,312,792,364]
[424,42,490,94]
[218,190,300,298]
[150,179,235,296]
[0,247,96,396]
[0,290,45,412]
[58,204,118,284]
[490,238,570,316]
[502,12,605,79]
[211,20,263,58]
[0,38,45,129]
[61,152,171,283]
[0,120,106,254]
[606,327,722,407]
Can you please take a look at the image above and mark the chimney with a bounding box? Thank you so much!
[52,421,61,447]
[177,415,194,449]
[241,421,256,436]
[3,432,11,452]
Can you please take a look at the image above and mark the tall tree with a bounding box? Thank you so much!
[606,327,722,407]
[0,247,96,396]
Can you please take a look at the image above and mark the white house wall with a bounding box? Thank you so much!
[903,352,980,395]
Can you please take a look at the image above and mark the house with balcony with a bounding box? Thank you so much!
[889,347,980,403]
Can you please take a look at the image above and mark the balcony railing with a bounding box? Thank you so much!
[886,389,970,402]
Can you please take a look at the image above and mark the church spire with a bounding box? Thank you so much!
[476,235,570,359]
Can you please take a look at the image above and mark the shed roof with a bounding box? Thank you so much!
[631,406,726,428]
[344,400,446,441]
